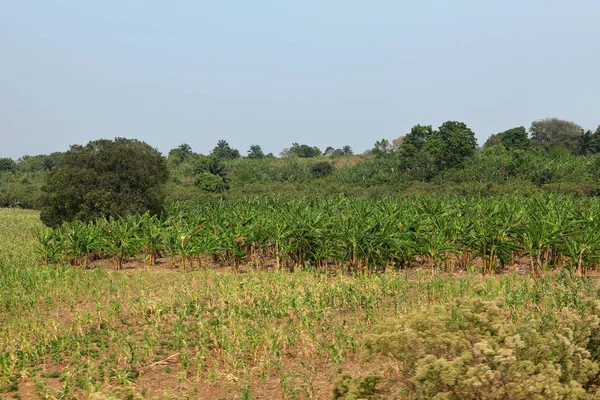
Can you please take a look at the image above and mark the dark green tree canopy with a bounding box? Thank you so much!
[310,161,334,178]
[211,140,241,159]
[401,125,435,155]
[39,138,169,227]
[501,126,529,149]
[247,144,265,159]
[325,145,353,157]
[281,143,322,158]
[429,121,478,170]
[578,130,600,156]
[530,118,582,153]
[484,126,529,150]
[483,133,502,149]
[0,158,16,172]
[397,121,477,178]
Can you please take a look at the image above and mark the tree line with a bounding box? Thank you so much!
[2,117,600,225]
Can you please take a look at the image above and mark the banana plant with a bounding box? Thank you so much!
[57,220,102,268]
[466,202,520,274]
[560,207,600,275]
[136,212,166,266]
[33,227,61,265]
[101,217,142,270]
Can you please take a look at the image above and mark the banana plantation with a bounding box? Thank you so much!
[34,195,600,275]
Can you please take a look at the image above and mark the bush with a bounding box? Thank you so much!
[335,297,600,399]
[39,138,169,227]
[310,161,334,178]
[194,171,228,192]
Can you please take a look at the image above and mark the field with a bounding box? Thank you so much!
[36,196,600,275]
[2,204,600,399]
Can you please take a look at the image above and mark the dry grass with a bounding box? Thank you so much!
[1,209,598,399]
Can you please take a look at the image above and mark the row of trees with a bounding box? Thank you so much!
[2,118,597,175]
[364,118,600,181]
[4,117,600,227]
[485,118,600,155]
[167,140,353,165]
[0,153,62,173]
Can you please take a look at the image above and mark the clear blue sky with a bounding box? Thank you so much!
[1,0,599,159]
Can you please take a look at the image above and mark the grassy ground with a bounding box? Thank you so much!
[1,209,599,399]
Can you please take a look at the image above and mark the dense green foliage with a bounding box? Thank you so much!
[484,126,529,150]
[0,157,16,172]
[0,172,43,208]
[34,195,600,275]
[281,142,323,158]
[39,138,169,227]
[210,139,241,159]
[4,118,600,211]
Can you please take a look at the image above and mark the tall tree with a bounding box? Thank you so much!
[193,155,229,192]
[427,121,478,170]
[577,130,600,156]
[400,125,434,155]
[530,118,582,153]
[211,140,241,159]
[341,145,353,156]
[371,139,394,157]
[247,144,265,159]
[484,126,529,150]
[397,125,437,180]
[323,146,335,156]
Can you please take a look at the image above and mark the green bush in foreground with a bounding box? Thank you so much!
[336,296,600,399]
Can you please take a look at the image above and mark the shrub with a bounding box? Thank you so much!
[311,161,334,178]
[39,138,169,227]
[335,297,600,399]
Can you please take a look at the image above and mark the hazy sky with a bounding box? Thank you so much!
[1,1,599,159]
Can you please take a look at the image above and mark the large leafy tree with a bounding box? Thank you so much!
[485,126,529,150]
[0,158,16,172]
[501,126,529,150]
[397,125,436,180]
[530,118,582,153]
[426,121,478,170]
[39,138,169,227]
[398,121,477,177]
[400,125,434,155]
